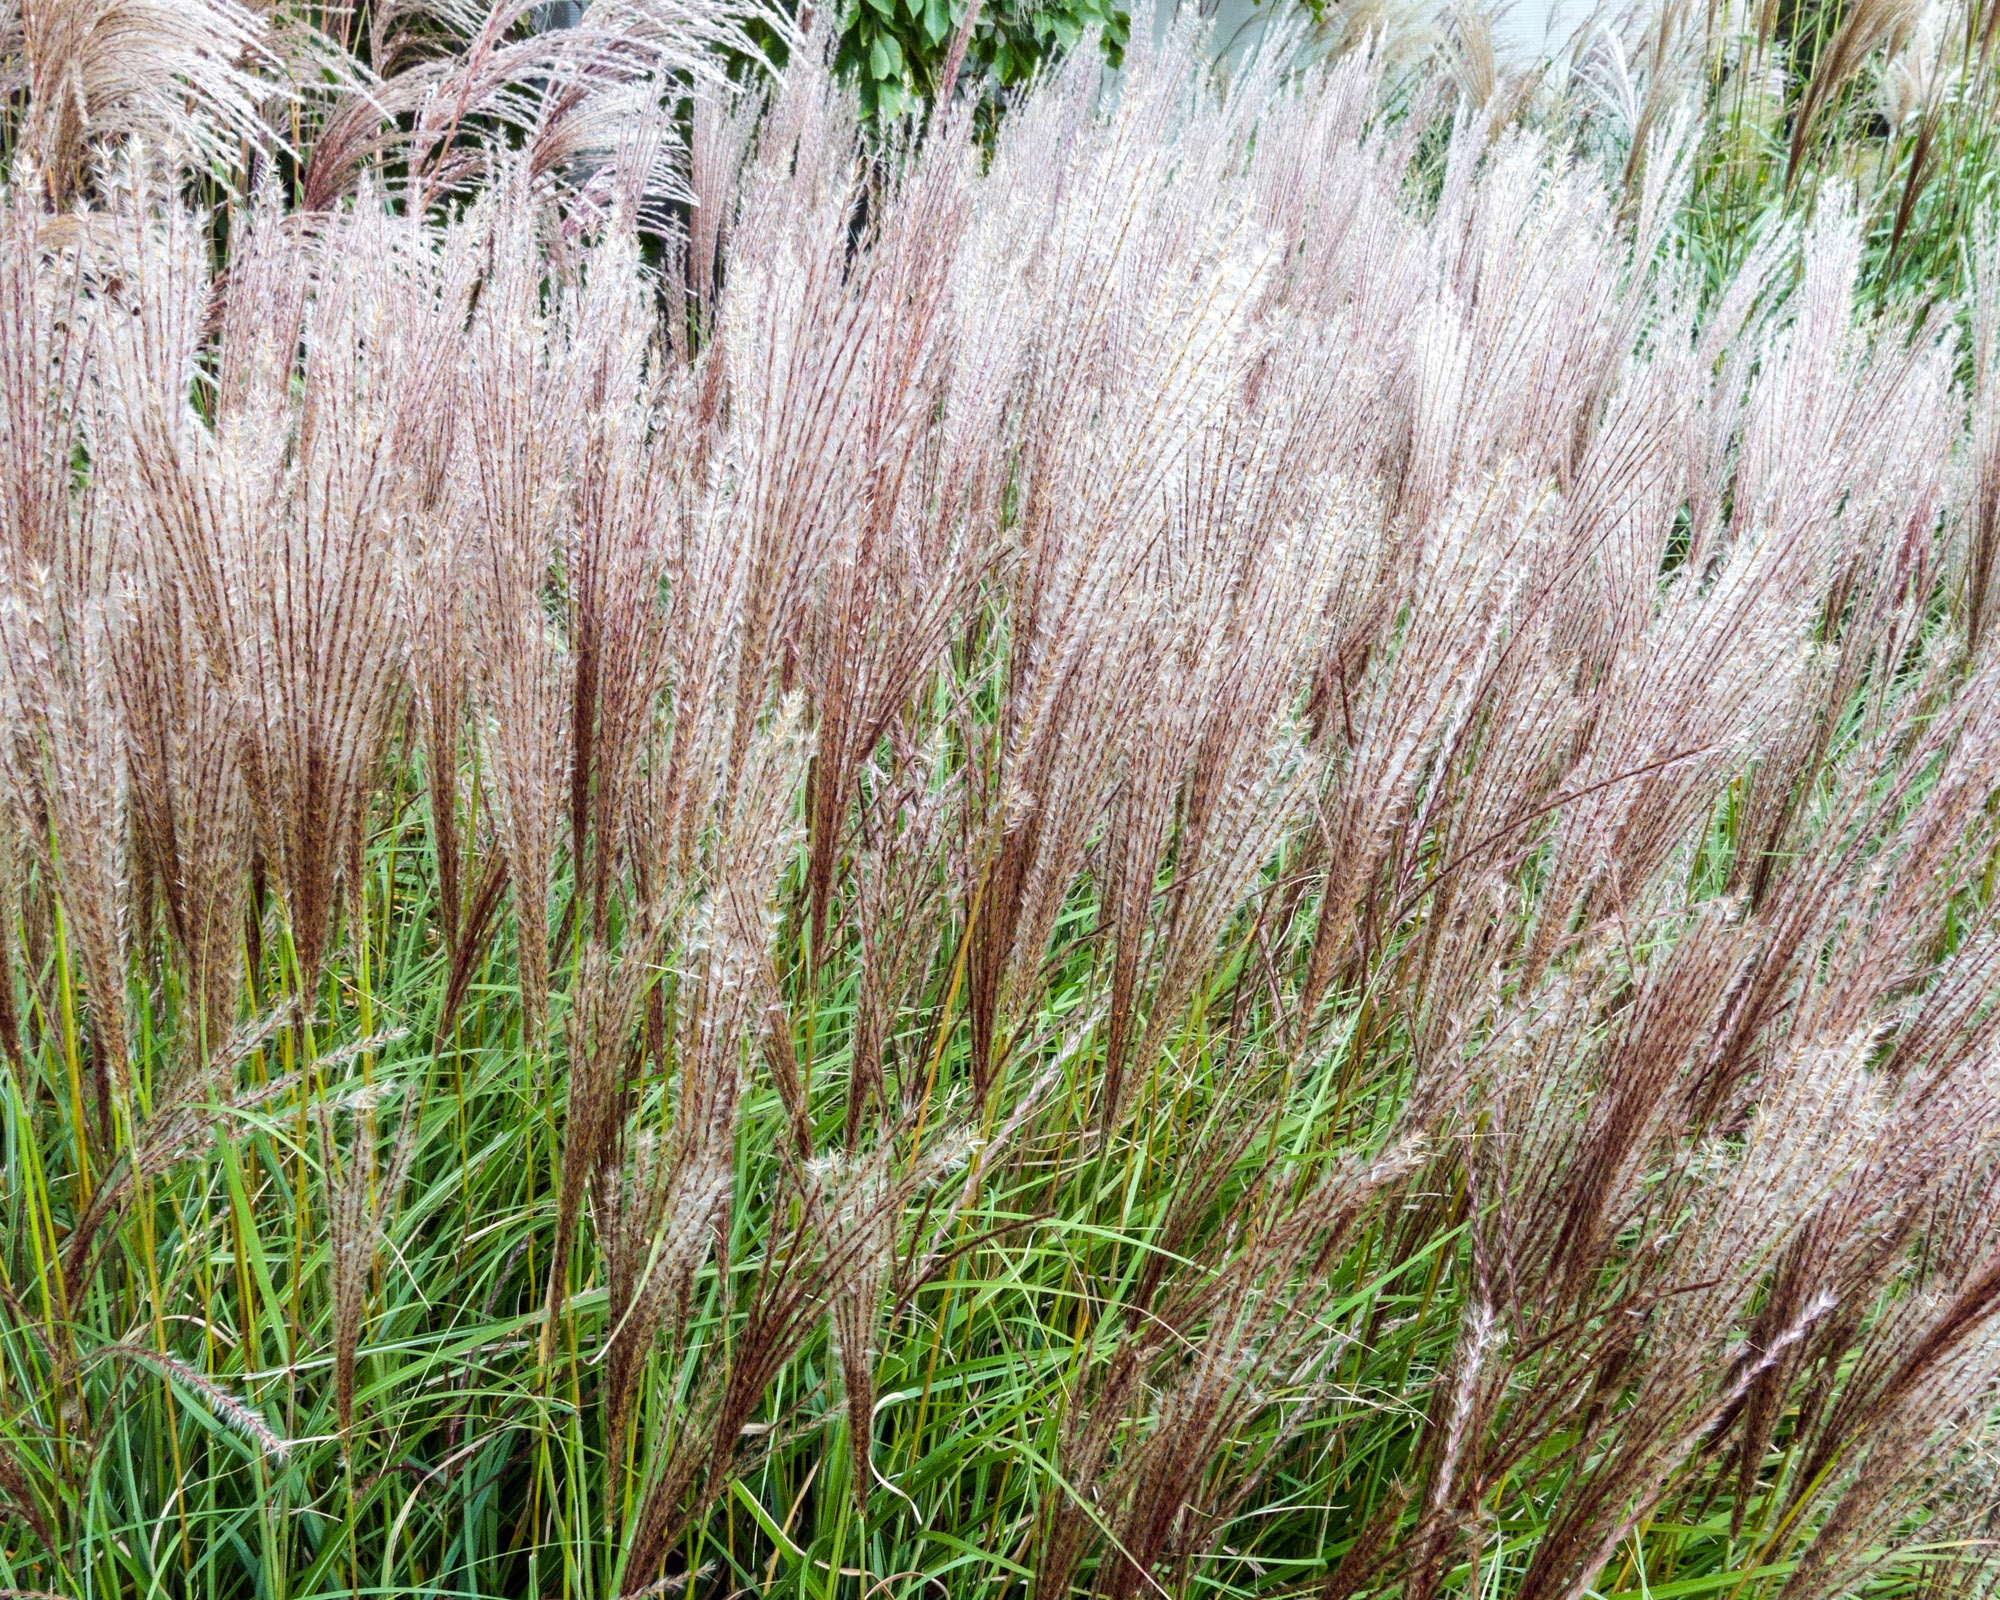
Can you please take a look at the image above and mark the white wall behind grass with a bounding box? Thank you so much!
[1490,0,1603,61]
[1190,0,1601,70]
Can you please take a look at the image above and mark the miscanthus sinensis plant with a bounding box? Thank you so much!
[5,3,2000,1598]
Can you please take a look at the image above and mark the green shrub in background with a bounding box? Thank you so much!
[833,0,1130,116]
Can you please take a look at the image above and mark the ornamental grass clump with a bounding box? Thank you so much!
[4,4,2000,1599]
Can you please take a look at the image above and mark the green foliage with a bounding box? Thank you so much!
[0,832,1442,1598]
[833,0,1130,117]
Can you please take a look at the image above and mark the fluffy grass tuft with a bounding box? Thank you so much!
[2,5,2000,1600]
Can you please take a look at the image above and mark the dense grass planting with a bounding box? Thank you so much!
[6,3,2000,1598]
